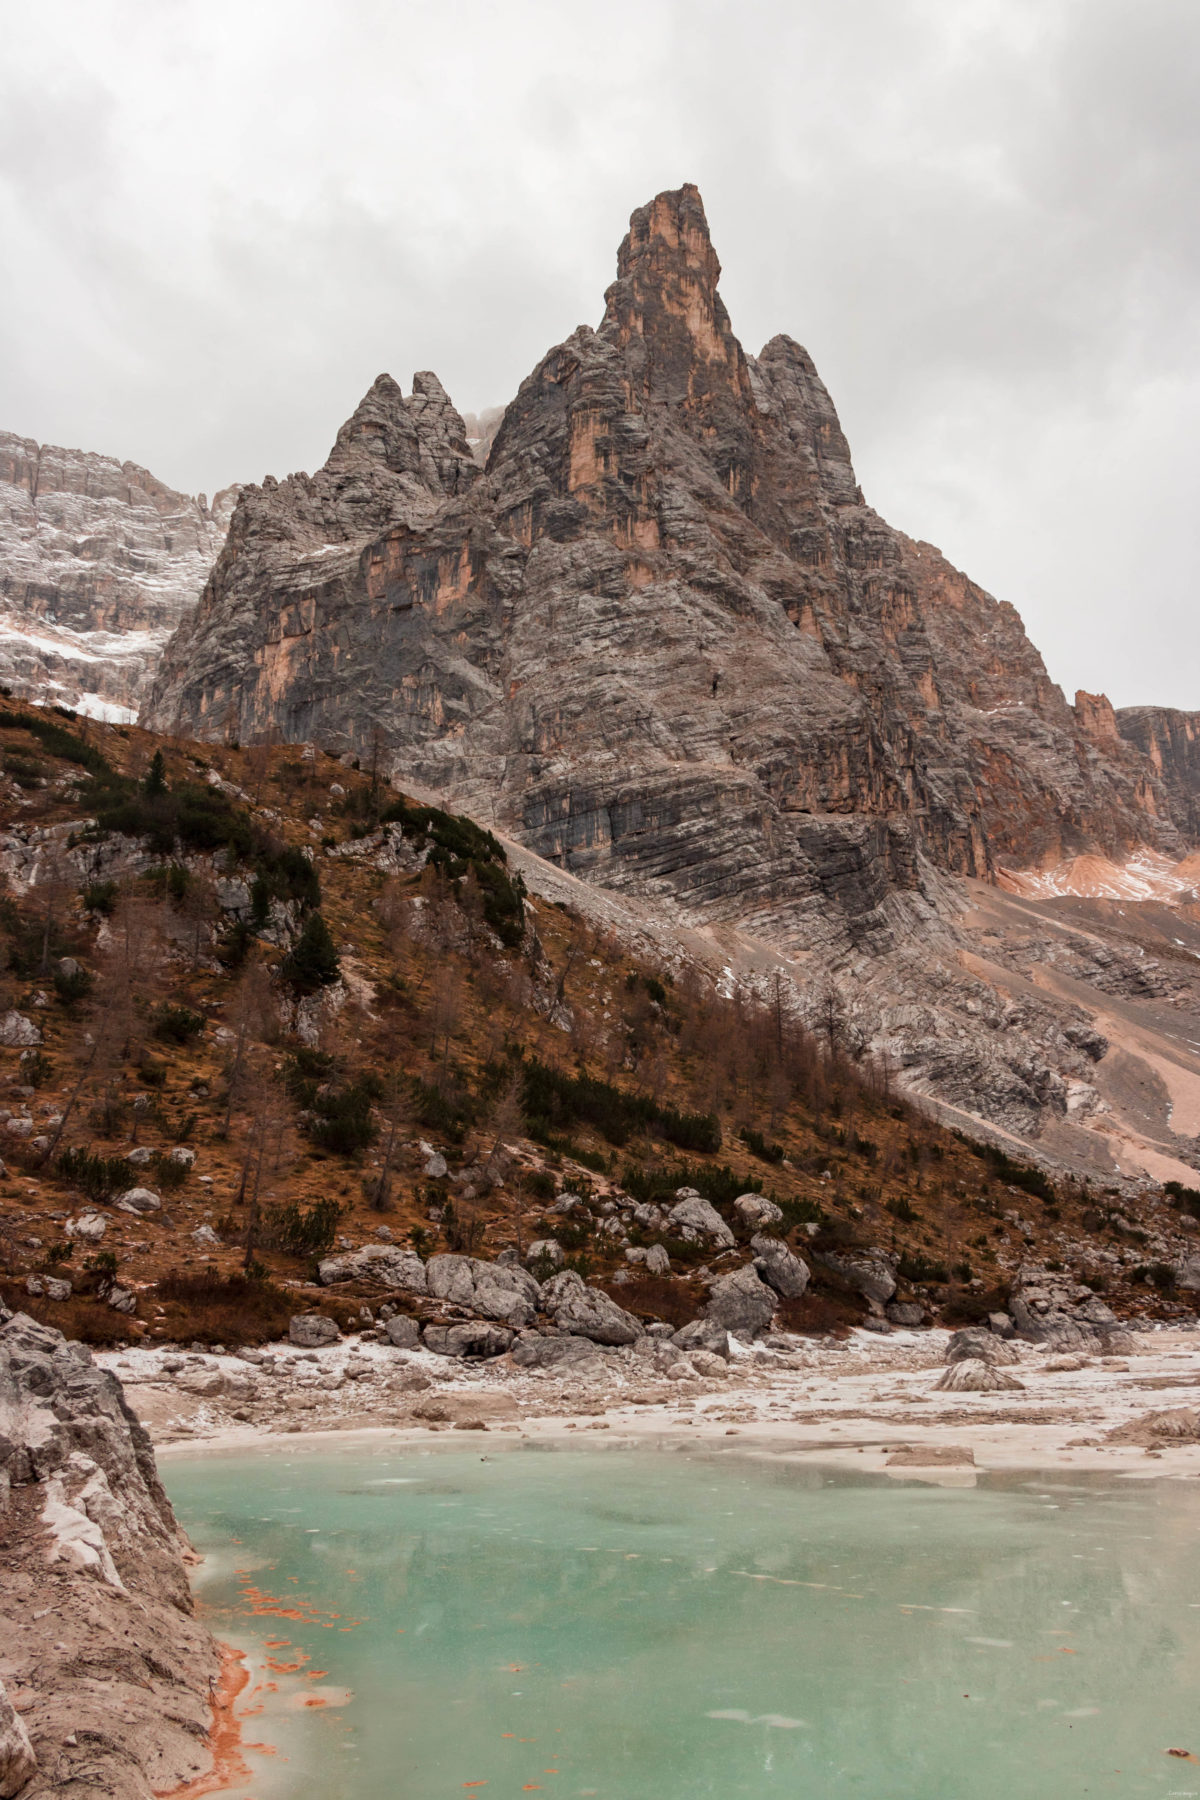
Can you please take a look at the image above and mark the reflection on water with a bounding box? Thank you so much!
[163,1445,1200,1799]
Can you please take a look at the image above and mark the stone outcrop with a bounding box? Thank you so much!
[814,1246,898,1310]
[704,1263,777,1338]
[750,1235,810,1298]
[424,1253,541,1327]
[1007,1263,1125,1350]
[143,184,1197,963]
[318,1245,427,1290]
[540,1270,643,1345]
[1116,707,1200,842]
[0,1305,223,1797]
[0,433,235,719]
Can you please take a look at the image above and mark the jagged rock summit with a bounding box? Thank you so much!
[0,434,236,720]
[143,185,1199,953]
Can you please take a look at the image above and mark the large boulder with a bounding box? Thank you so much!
[0,1012,41,1049]
[383,1314,421,1350]
[288,1314,341,1348]
[667,1191,735,1248]
[734,1193,783,1230]
[672,1318,731,1360]
[945,1326,1019,1367]
[65,1214,106,1244]
[423,1321,513,1359]
[704,1264,777,1339]
[1008,1263,1122,1350]
[814,1247,897,1309]
[318,1246,427,1292]
[116,1187,162,1215]
[425,1255,542,1327]
[935,1358,1024,1393]
[750,1235,809,1299]
[625,1243,670,1275]
[511,1332,607,1369]
[540,1271,643,1345]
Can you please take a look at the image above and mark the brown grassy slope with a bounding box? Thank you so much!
[0,700,1183,1345]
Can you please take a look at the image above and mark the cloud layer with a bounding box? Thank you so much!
[2,0,1197,705]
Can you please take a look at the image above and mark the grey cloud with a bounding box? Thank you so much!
[1,0,1196,703]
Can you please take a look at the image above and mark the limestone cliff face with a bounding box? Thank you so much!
[1116,706,1200,842]
[142,186,1190,950]
[0,432,235,720]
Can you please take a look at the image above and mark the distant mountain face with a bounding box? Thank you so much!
[0,433,236,720]
[141,190,1197,953]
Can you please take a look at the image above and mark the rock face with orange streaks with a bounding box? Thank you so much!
[1117,706,1200,841]
[142,185,1192,954]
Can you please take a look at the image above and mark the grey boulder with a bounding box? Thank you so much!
[734,1193,783,1229]
[1008,1263,1122,1350]
[704,1264,777,1339]
[425,1255,541,1327]
[946,1326,1019,1366]
[116,1187,162,1215]
[750,1235,809,1299]
[318,1246,428,1292]
[423,1321,514,1359]
[815,1247,898,1308]
[0,1012,41,1049]
[288,1314,341,1348]
[885,1302,925,1327]
[383,1314,421,1350]
[540,1270,643,1345]
[936,1358,1024,1393]
[672,1318,732,1360]
[668,1192,735,1248]
[511,1332,607,1369]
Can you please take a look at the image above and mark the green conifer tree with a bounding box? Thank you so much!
[281,911,340,994]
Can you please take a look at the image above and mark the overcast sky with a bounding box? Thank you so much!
[2,0,1197,707]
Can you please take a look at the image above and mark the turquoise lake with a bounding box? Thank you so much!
[163,1443,1200,1799]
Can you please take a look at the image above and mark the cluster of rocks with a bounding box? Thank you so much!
[311,1193,816,1360]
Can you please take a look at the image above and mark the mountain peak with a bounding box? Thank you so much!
[601,184,742,398]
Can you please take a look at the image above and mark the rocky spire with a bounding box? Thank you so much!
[599,184,750,407]
[327,371,477,498]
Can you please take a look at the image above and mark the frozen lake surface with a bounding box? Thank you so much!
[164,1443,1200,1798]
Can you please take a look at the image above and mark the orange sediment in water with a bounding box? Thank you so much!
[153,1642,275,1799]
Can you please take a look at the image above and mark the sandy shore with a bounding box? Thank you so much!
[101,1321,1200,1487]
